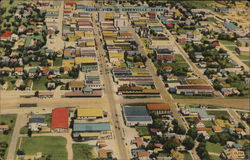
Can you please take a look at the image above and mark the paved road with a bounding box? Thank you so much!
[228,109,249,134]
[92,12,130,159]
[6,114,27,160]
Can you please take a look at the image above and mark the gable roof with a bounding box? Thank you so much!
[147,104,170,110]
[51,108,69,129]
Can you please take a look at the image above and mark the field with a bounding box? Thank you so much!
[0,114,17,159]
[206,110,230,119]
[219,40,236,46]
[54,58,63,66]
[19,136,67,160]
[72,144,94,160]
[182,151,192,160]
[203,121,215,128]
[32,76,49,90]
[210,155,221,160]
[206,142,223,154]
[135,126,150,136]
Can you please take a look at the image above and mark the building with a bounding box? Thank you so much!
[222,148,245,160]
[37,91,54,98]
[146,104,171,115]
[189,108,215,121]
[28,118,47,131]
[51,108,69,132]
[72,122,112,140]
[77,108,103,119]
[68,81,85,91]
[122,106,153,126]
[175,85,214,96]
[155,49,174,62]
[0,125,9,132]
[149,37,172,49]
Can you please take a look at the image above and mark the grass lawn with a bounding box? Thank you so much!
[135,126,150,136]
[19,136,67,160]
[175,54,186,63]
[206,111,230,119]
[207,105,224,109]
[32,76,49,90]
[210,155,221,160]
[182,151,192,160]
[219,40,236,46]
[203,121,215,128]
[72,144,94,160]
[206,142,223,154]
[225,46,236,51]
[243,61,250,67]
[0,114,17,159]
[238,55,250,60]
[54,58,62,66]
[29,61,40,66]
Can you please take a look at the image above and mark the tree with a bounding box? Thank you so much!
[27,128,32,137]
[187,128,198,139]
[197,134,205,143]
[182,136,195,150]
[196,142,211,160]
[209,134,220,143]
[16,149,25,155]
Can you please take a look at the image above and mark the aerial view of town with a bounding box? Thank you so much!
[0,0,249,159]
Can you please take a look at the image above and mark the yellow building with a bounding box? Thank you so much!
[75,57,96,64]
[109,52,124,61]
[77,108,103,119]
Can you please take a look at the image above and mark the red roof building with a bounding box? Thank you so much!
[212,41,220,46]
[51,108,69,132]
[0,31,13,38]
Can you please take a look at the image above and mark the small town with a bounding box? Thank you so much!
[0,0,249,160]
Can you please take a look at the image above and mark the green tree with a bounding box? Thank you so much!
[182,136,195,150]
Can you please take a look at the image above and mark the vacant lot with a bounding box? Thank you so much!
[135,126,150,136]
[206,142,223,154]
[19,136,67,160]
[206,110,230,119]
[0,114,17,159]
[72,144,94,160]
[32,76,49,90]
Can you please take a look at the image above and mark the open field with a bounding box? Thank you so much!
[72,144,94,160]
[135,126,150,136]
[19,136,67,160]
[206,111,230,119]
[0,114,17,159]
[206,142,223,154]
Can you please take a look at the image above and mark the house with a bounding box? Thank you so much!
[72,122,112,140]
[175,85,214,96]
[137,151,150,160]
[0,125,9,132]
[76,108,103,119]
[132,137,145,148]
[28,118,47,131]
[0,30,13,41]
[221,88,240,96]
[51,108,69,133]
[222,148,245,160]
[170,149,184,160]
[212,125,222,132]
[122,106,153,126]
[223,22,240,32]
[188,108,215,121]
[193,52,204,61]
[98,149,113,159]
[155,49,174,62]
[68,81,85,91]
[196,121,205,128]
[146,104,171,115]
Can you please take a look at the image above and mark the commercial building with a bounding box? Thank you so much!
[76,108,103,119]
[51,108,69,132]
[72,122,112,140]
[122,106,153,126]
[175,85,214,96]
[146,104,171,115]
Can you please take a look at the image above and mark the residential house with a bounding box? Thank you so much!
[0,125,9,132]
[29,118,47,131]
[222,148,245,160]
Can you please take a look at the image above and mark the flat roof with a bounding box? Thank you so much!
[77,108,103,117]
[73,122,111,132]
[123,106,152,122]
